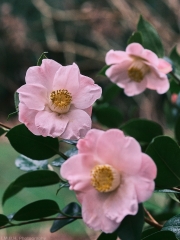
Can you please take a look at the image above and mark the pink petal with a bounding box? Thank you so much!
[105,50,130,65]
[124,78,147,96]
[133,153,157,202]
[105,60,132,87]
[60,108,92,140]
[145,67,170,94]
[72,75,102,109]
[17,84,47,110]
[25,59,61,90]
[53,63,80,94]
[141,50,159,66]
[126,43,144,56]
[60,153,98,192]
[104,177,138,222]
[80,188,120,233]
[83,106,92,116]
[158,59,172,74]
[96,129,142,175]
[18,103,40,135]
[35,110,68,137]
[77,128,104,154]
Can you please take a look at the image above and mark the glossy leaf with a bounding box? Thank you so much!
[37,52,48,66]
[137,16,164,57]
[6,124,59,160]
[155,189,180,194]
[97,232,117,240]
[170,47,180,78]
[15,155,48,171]
[50,202,81,232]
[141,228,159,239]
[120,119,163,146]
[102,83,122,103]
[14,91,19,111]
[97,65,110,76]
[2,170,60,205]
[162,214,180,239]
[0,214,9,227]
[146,136,180,188]
[175,116,180,145]
[141,230,177,240]
[95,104,123,128]
[59,139,77,145]
[13,200,59,221]
[52,147,78,167]
[127,31,143,45]
[117,204,144,240]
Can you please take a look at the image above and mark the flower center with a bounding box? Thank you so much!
[91,164,121,192]
[49,89,72,114]
[128,58,149,82]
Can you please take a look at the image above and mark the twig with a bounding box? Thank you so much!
[144,207,163,230]
[0,122,11,130]
[0,215,82,230]
[144,217,163,230]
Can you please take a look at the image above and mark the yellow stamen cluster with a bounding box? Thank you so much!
[91,164,120,193]
[128,58,149,83]
[49,89,72,114]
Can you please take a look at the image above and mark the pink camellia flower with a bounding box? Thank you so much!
[60,128,157,233]
[17,59,102,139]
[105,43,172,96]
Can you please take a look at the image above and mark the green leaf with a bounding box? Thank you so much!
[127,31,143,45]
[170,81,180,94]
[142,230,177,240]
[37,52,48,66]
[120,119,163,146]
[162,214,180,239]
[97,65,110,76]
[137,16,164,57]
[102,83,122,103]
[50,202,81,232]
[155,189,180,194]
[175,116,180,144]
[13,200,59,221]
[170,47,180,78]
[59,139,77,145]
[0,214,9,227]
[117,204,144,240]
[6,124,59,160]
[14,92,19,111]
[146,136,180,188]
[141,228,159,239]
[2,170,60,205]
[15,155,48,171]
[95,104,123,128]
[52,147,78,167]
[97,232,117,240]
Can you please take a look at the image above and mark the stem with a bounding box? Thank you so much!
[144,217,163,230]
[169,72,180,85]
[0,215,82,230]
[0,122,11,130]
[144,207,163,230]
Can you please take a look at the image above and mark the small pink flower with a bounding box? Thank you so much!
[17,60,102,139]
[105,43,172,96]
[60,129,157,233]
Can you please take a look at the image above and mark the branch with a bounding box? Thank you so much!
[0,215,82,230]
[0,122,11,130]
[144,207,163,230]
